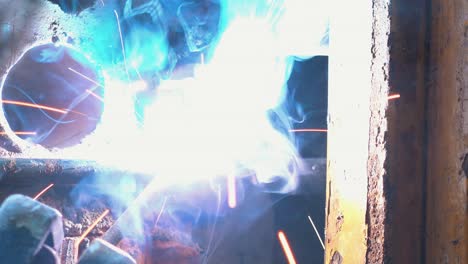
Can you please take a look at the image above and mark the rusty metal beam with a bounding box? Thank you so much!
[426,0,467,262]
[326,0,466,263]
[380,0,429,263]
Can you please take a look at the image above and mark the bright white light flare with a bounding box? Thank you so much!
[58,0,329,193]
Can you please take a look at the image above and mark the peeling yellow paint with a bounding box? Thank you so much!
[325,0,373,262]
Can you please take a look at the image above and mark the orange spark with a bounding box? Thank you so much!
[278,230,297,264]
[33,183,54,200]
[75,209,110,248]
[388,94,401,100]
[2,99,90,117]
[0,131,36,136]
[2,100,68,114]
[227,174,237,208]
[86,89,104,102]
[289,128,328,133]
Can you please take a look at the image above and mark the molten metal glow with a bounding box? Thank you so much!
[388,94,401,100]
[227,174,237,208]
[308,215,325,250]
[76,209,110,248]
[0,131,37,135]
[289,128,328,133]
[278,230,297,264]
[33,183,54,200]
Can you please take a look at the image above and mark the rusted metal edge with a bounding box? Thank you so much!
[0,158,152,186]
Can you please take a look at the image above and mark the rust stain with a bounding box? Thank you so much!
[336,213,344,232]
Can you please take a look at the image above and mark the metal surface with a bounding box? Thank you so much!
[78,238,136,264]
[60,237,80,264]
[0,194,64,263]
[32,244,60,264]
[0,158,151,188]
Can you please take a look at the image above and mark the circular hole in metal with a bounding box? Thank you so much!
[1,43,104,149]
